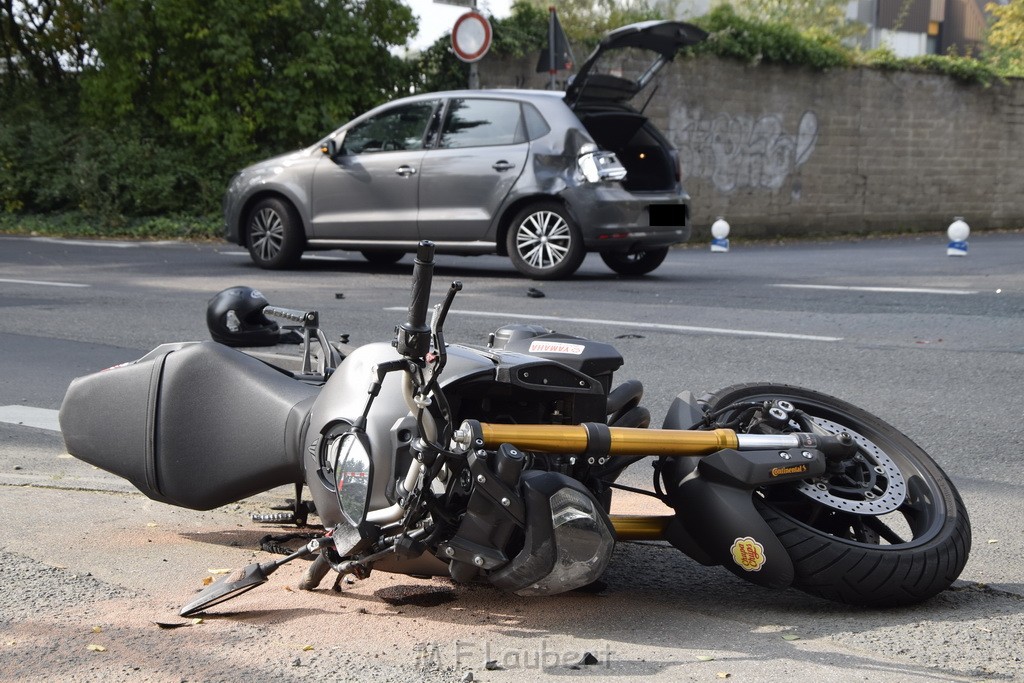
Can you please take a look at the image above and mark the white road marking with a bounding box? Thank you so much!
[29,237,178,248]
[0,277,89,288]
[0,406,61,432]
[772,283,980,295]
[385,308,842,342]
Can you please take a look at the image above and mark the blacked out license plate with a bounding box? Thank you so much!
[648,204,686,227]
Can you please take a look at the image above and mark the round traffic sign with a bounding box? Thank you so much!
[451,11,492,63]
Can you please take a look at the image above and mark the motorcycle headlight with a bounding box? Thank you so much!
[328,431,373,526]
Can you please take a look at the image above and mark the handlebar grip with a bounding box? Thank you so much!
[395,241,435,359]
[407,241,435,330]
[263,306,316,325]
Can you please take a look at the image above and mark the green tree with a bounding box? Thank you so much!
[81,0,416,160]
[986,0,1024,74]
[0,0,98,91]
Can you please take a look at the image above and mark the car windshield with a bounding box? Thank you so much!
[342,101,438,155]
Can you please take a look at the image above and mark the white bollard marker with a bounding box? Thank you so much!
[947,217,969,257]
[711,217,730,253]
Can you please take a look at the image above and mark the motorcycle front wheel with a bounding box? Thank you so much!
[702,383,971,606]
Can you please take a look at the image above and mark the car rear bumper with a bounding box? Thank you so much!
[563,185,691,249]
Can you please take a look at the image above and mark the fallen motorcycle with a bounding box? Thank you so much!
[60,241,970,615]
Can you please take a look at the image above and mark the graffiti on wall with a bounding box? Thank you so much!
[669,108,818,195]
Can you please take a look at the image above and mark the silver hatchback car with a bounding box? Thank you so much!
[223,21,706,279]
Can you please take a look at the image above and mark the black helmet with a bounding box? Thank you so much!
[206,286,281,347]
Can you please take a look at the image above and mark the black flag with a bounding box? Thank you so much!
[535,7,574,76]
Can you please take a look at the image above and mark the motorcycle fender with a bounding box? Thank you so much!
[662,390,705,430]
[665,468,794,589]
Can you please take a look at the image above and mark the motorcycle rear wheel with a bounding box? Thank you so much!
[702,383,971,606]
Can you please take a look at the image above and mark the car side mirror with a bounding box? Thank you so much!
[320,138,339,157]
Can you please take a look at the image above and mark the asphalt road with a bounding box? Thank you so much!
[1,232,1023,682]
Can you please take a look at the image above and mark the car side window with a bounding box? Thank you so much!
[438,99,526,149]
[342,101,438,155]
[522,103,551,141]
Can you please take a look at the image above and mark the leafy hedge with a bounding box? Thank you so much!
[690,5,852,70]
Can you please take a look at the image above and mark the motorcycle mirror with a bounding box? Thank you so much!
[179,560,277,617]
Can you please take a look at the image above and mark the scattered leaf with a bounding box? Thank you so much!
[146,523,158,528]
[208,568,232,575]
[696,655,715,661]
[302,645,314,651]
[782,634,801,641]
[191,618,204,625]
[202,576,214,586]
[284,585,294,592]
[91,626,102,634]
[87,644,107,652]
[716,672,731,679]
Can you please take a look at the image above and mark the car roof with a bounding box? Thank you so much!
[385,89,567,105]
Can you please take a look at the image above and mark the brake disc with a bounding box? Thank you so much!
[794,417,907,515]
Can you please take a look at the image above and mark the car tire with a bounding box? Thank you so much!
[246,197,304,269]
[361,250,405,265]
[600,247,669,276]
[506,202,585,280]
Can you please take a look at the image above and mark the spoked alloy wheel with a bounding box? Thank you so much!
[702,383,971,606]
[506,202,585,280]
[246,197,304,269]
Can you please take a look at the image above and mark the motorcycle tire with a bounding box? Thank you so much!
[701,383,971,607]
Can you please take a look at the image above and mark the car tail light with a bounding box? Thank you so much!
[577,143,627,183]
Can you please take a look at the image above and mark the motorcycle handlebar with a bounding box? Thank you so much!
[395,241,435,359]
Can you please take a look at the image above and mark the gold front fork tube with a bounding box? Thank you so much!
[473,422,739,456]
[610,515,671,541]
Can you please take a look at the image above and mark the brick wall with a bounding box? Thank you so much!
[480,56,1024,239]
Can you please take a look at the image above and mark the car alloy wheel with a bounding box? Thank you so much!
[507,202,585,280]
[246,197,304,269]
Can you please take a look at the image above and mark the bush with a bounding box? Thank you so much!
[692,5,851,70]
[863,47,1002,85]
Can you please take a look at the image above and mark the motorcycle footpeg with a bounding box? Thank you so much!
[251,511,298,524]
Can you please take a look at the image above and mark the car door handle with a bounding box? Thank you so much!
[395,165,417,177]
[492,161,516,172]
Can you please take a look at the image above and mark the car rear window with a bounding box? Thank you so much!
[439,99,526,149]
